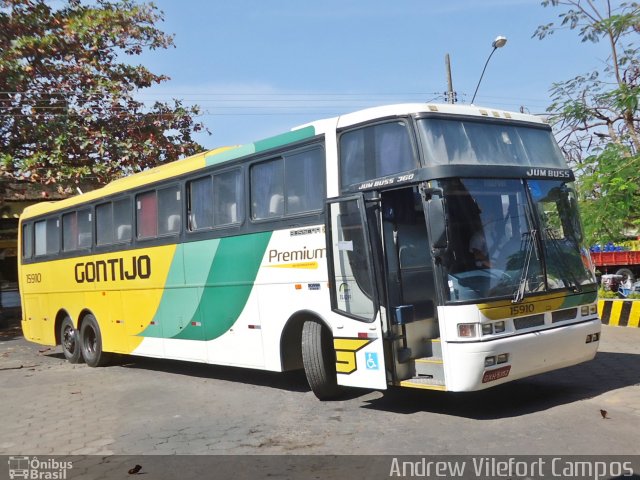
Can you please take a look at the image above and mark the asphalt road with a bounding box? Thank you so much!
[1,316,639,457]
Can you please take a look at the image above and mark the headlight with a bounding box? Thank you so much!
[458,323,478,338]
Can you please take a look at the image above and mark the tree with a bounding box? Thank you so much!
[534,0,640,244]
[0,0,207,193]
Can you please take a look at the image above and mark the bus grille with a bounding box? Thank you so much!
[514,314,545,330]
[552,308,577,323]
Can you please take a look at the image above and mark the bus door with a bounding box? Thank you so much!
[326,194,388,390]
[379,187,439,383]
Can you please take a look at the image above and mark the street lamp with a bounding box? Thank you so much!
[470,36,507,104]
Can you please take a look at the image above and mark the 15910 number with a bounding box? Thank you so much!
[510,303,534,316]
[26,273,42,283]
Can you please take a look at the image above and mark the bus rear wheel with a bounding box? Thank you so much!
[301,319,341,400]
[60,316,83,364]
[80,314,111,368]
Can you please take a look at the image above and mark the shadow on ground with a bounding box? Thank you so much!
[362,350,640,419]
[6,310,636,420]
[0,314,23,342]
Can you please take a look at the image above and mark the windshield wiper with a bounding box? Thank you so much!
[513,229,537,304]
[544,228,582,293]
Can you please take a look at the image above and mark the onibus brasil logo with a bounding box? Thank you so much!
[7,457,73,480]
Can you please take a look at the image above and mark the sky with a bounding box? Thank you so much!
[135,0,614,150]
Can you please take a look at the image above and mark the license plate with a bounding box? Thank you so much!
[482,365,511,383]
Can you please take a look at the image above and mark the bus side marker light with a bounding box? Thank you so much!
[191,321,201,327]
[295,284,302,290]
[248,325,261,330]
[358,332,369,339]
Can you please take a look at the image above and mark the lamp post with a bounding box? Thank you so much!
[470,36,507,104]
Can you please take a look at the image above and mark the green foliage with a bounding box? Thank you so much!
[535,1,640,244]
[577,144,640,244]
[597,288,619,299]
[0,0,208,191]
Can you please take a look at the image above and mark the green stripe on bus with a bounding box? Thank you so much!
[172,231,272,341]
[254,126,315,153]
[142,240,221,338]
[204,144,256,167]
[559,286,597,309]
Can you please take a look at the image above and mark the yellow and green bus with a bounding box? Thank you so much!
[19,103,601,399]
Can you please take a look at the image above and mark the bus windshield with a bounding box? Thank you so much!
[417,118,566,168]
[439,178,595,303]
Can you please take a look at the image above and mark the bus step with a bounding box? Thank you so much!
[424,338,442,358]
[414,356,444,383]
[399,377,446,391]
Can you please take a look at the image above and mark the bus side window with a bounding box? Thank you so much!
[63,212,78,252]
[285,148,324,214]
[137,191,158,239]
[339,121,416,190]
[114,198,132,243]
[96,203,114,246]
[22,223,33,258]
[188,176,214,231]
[251,158,284,220]
[62,210,91,252]
[34,220,46,255]
[97,199,132,245]
[158,185,181,235]
[46,217,60,254]
[213,169,241,226]
[77,209,92,248]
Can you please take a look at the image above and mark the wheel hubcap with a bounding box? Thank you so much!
[63,326,76,352]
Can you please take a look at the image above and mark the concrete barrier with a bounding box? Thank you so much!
[598,299,640,327]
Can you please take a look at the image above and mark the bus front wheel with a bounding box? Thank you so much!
[60,316,83,364]
[80,314,111,368]
[301,319,341,400]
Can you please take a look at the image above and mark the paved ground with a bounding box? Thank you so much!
[1,315,639,457]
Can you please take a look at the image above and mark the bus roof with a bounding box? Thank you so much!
[330,103,547,129]
[20,103,548,220]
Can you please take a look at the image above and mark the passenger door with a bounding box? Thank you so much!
[325,194,387,390]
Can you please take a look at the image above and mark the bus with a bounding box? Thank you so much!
[18,103,601,399]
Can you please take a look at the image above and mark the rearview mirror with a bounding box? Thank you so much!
[426,196,448,250]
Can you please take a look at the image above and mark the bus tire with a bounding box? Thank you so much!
[79,314,111,368]
[615,268,635,284]
[301,319,341,400]
[60,316,83,364]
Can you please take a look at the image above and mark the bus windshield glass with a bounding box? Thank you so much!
[439,178,595,303]
[417,118,566,168]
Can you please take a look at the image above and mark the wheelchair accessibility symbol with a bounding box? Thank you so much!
[365,352,379,370]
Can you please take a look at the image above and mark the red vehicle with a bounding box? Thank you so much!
[590,249,640,284]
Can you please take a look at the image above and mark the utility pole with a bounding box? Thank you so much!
[445,54,456,104]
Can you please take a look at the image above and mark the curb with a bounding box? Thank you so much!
[598,299,640,327]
